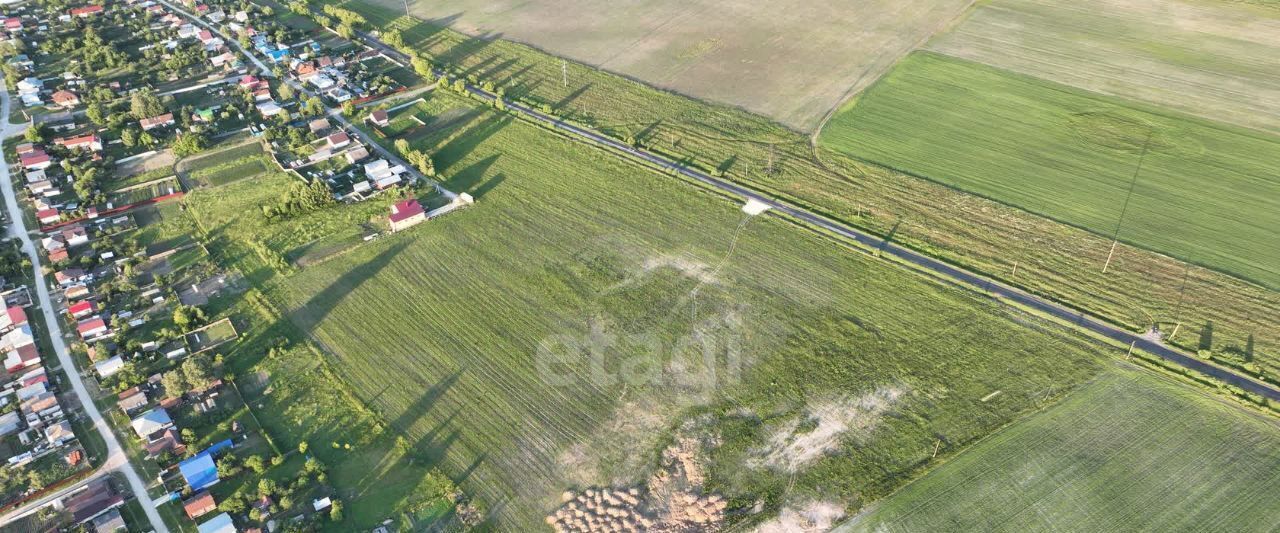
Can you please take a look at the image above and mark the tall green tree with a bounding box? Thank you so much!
[130,88,165,119]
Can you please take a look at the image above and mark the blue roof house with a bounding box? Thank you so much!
[265,48,290,63]
[178,453,220,491]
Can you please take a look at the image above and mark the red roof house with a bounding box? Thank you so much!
[77,317,108,340]
[51,90,80,107]
[183,491,217,520]
[69,5,105,17]
[68,300,95,319]
[388,199,426,232]
[55,134,103,152]
[369,109,389,127]
[20,150,51,170]
[1,306,28,331]
[326,132,350,149]
[140,113,175,131]
[36,208,60,225]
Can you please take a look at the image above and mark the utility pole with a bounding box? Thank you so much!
[1167,265,1190,342]
[561,59,567,88]
[403,0,410,15]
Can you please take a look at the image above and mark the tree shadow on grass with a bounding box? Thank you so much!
[438,30,503,67]
[441,154,500,196]
[434,113,511,171]
[554,83,593,113]
[476,57,520,84]
[287,240,408,335]
[398,14,462,47]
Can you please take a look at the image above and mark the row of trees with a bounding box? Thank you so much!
[393,138,437,176]
[261,180,337,221]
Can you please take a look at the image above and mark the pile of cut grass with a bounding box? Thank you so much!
[839,365,1280,532]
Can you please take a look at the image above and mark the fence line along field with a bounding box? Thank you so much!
[838,365,1280,533]
[353,0,971,130]
[927,0,1280,134]
[185,90,1113,529]
[820,52,1280,290]
[323,0,1280,378]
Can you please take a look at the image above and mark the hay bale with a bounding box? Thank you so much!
[563,491,577,502]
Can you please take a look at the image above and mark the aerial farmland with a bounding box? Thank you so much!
[358,0,973,129]
[2,0,1278,531]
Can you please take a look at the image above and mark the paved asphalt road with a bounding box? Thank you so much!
[358,31,1280,402]
[0,83,170,530]
[158,0,271,76]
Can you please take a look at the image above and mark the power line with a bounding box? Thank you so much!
[1102,131,1153,273]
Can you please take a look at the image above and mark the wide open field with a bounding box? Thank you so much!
[820,52,1280,288]
[928,0,1280,133]
[358,0,972,130]
[838,365,1280,532]
[300,0,1279,386]
[187,90,1110,529]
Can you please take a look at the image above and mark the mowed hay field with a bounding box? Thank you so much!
[838,365,1280,533]
[928,0,1280,133]
[187,91,1111,529]
[358,0,972,129]
[820,52,1280,289]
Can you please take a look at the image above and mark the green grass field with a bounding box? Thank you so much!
[820,52,1280,289]
[189,156,272,187]
[185,90,1114,529]
[927,0,1280,133]
[181,142,267,174]
[311,0,1280,378]
[839,365,1280,532]
[125,175,459,530]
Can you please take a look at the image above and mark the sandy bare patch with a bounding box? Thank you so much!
[116,148,175,177]
[753,385,906,472]
[754,501,846,533]
[642,255,718,284]
[558,398,672,487]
